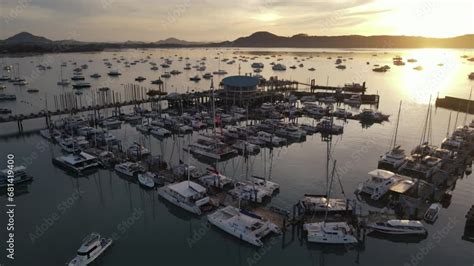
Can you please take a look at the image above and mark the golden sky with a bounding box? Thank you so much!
[1,0,473,41]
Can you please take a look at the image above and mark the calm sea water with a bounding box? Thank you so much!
[0,48,473,266]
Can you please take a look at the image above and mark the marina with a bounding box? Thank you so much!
[0,45,473,265]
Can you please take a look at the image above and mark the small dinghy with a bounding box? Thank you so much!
[138,172,155,188]
[424,203,441,223]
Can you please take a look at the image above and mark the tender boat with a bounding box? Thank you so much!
[67,233,113,266]
[138,172,155,188]
[424,203,441,223]
[367,220,427,235]
[207,206,281,247]
[157,181,211,215]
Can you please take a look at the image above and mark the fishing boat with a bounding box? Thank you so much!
[67,233,113,266]
[367,220,427,235]
[207,206,281,247]
[52,152,99,175]
[138,172,155,188]
[158,180,211,215]
[424,203,441,223]
[114,162,144,177]
[0,166,33,188]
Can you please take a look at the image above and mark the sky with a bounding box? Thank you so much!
[0,0,473,42]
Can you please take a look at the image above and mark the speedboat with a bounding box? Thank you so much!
[138,172,155,188]
[358,169,403,200]
[304,222,358,244]
[424,203,441,223]
[367,220,427,235]
[158,181,211,215]
[207,206,281,247]
[52,152,99,175]
[114,162,144,177]
[67,233,113,266]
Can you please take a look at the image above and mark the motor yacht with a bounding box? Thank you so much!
[158,181,211,215]
[367,220,427,235]
[67,233,113,266]
[358,169,404,200]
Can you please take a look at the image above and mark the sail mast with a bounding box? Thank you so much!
[392,100,402,149]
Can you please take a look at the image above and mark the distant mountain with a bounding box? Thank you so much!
[3,32,52,45]
[1,31,473,54]
[228,31,474,48]
[154,37,206,46]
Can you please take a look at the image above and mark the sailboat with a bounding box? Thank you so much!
[158,137,212,215]
[378,101,406,171]
[57,63,70,86]
[303,159,358,244]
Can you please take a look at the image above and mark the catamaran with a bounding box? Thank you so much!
[158,180,211,215]
[207,206,281,247]
[52,152,99,175]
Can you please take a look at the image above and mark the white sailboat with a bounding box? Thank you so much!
[378,101,406,171]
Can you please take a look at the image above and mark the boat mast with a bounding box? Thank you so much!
[446,112,452,137]
[391,100,402,150]
[463,87,472,126]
